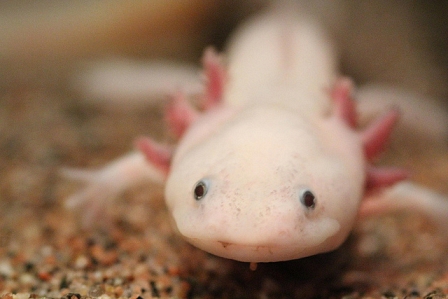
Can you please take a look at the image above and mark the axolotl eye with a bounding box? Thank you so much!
[300,189,316,209]
[193,179,209,200]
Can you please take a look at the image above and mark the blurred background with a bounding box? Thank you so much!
[0,0,447,101]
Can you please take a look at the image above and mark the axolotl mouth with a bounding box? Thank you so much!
[183,226,342,263]
[186,238,294,262]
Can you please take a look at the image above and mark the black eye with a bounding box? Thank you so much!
[300,190,316,209]
[193,180,208,200]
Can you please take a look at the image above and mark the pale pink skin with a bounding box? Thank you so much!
[64,10,448,263]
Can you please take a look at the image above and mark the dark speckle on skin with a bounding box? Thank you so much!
[265,206,271,215]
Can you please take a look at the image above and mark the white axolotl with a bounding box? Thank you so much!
[64,9,448,264]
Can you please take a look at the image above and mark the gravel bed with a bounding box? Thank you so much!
[0,80,447,299]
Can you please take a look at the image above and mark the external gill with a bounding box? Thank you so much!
[137,48,227,173]
[331,78,409,193]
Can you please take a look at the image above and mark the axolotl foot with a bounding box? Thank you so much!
[61,151,166,228]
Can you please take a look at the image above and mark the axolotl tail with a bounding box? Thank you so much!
[223,6,337,112]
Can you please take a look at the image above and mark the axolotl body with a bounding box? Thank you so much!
[65,10,448,264]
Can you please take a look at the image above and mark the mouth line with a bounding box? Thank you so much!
[216,240,278,251]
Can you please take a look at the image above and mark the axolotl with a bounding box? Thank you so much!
[64,10,448,264]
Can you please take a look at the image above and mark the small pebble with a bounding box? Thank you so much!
[74,255,89,269]
[0,260,14,277]
[15,294,30,299]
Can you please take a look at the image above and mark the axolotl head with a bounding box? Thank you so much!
[136,51,404,263]
[162,105,367,263]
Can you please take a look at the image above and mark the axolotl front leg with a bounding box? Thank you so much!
[355,85,448,234]
[62,151,167,227]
